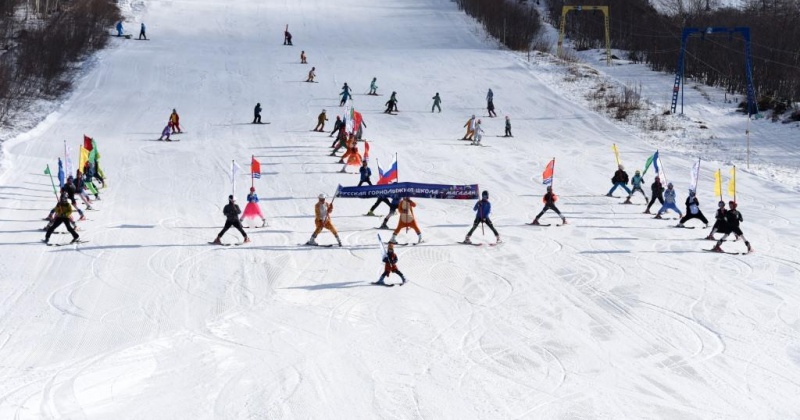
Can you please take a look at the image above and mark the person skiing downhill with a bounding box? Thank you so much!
[306,194,342,246]
[462,190,500,244]
[284,30,292,45]
[159,124,172,141]
[389,197,422,244]
[212,195,250,244]
[504,116,512,137]
[358,161,372,186]
[486,89,497,117]
[46,176,85,221]
[169,109,182,133]
[607,164,631,197]
[138,23,147,40]
[624,170,648,204]
[431,93,442,113]
[369,78,378,95]
[44,196,81,245]
[374,242,407,286]
[339,83,352,106]
[378,195,401,229]
[677,189,709,227]
[306,67,316,82]
[314,109,328,132]
[384,92,398,114]
[710,201,752,253]
[253,103,262,124]
[644,176,664,214]
[654,182,683,219]
[705,201,726,240]
[462,115,476,140]
[300,50,307,64]
[472,119,484,145]
[240,187,267,228]
[531,185,567,225]
[115,21,124,37]
[367,196,391,217]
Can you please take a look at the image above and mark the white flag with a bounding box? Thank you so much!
[689,158,700,192]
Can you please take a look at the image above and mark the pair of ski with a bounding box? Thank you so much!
[371,280,406,287]
[702,248,752,255]
[525,222,566,227]
[457,241,501,247]
[44,239,89,247]
[208,241,245,246]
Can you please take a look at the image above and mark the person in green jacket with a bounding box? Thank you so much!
[431,93,441,113]
[369,78,378,95]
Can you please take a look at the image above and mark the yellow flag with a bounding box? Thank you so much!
[612,144,620,166]
[714,169,722,199]
[727,166,736,198]
[78,146,89,172]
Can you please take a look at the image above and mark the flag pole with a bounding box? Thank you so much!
[612,144,620,167]
[552,157,556,189]
[717,169,722,203]
[395,153,398,183]
[46,164,58,200]
[732,165,736,202]
[231,159,235,197]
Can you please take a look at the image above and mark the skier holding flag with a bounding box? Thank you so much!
[530,159,567,226]
[373,239,407,286]
[306,193,342,247]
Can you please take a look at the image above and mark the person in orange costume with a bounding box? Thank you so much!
[305,194,342,247]
[169,109,182,133]
[389,197,422,245]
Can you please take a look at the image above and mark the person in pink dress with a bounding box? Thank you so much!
[240,187,266,227]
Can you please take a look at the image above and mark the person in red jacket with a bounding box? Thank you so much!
[374,242,407,286]
[531,186,567,225]
[169,109,182,133]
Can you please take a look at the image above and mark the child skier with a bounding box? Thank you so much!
[705,201,726,240]
[169,109,182,133]
[212,195,250,244]
[374,242,407,286]
[644,176,664,214]
[159,124,171,141]
[624,170,648,204]
[462,190,500,244]
[486,89,496,117]
[606,165,631,197]
[284,30,292,45]
[306,194,342,246]
[240,187,267,228]
[389,197,422,244]
[306,67,316,82]
[44,196,81,245]
[472,120,484,145]
[462,115,476,140]
[710,201,752,253]
[369,78,378,95]
[504,116,512,137]
[654,183,683,219]
[139,23,146,40]
[253,103,262,124]
[314,109,327,132]
[384,92,398,114]
[378,195,401,229]
[431,93,441,113]
[339,83,352,106]
[358,161,372,186]
[530,186,567,225]
[300,50,307,64]
[116,21,123,37]
[677,189,708,227]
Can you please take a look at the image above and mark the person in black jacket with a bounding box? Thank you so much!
[358,161,372,186]
[705,201,726,240]
[212,195,250,244]
[711,201,751,253]
[644,176,664,214]
[606,164,631,197]
[253,103,262,124]
[329,116,343,138]
[44,196,80,245]
[677,189,709,227]
[530,186,567,225]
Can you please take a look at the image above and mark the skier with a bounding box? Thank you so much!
[606,164,631,197]
[159,124,172,141]
[367,196,390,217]
[677,189,709,227]
[358,161,372,186]
[431,93,442,113]
[212,195,250,244]
[374,242,407,286]
[331,132,353,158]
[705,201,726,240]
[74,170,95,208]
[623,170,648,204]
[487,89,497,117]
[389,197,422,244]
[472,119,484,145]
[384,92,397,114]
[169,109,182,133]
[115,21,123,37]
[710,201,752,253]
[530,185,567,225]
[654,182,683,219]
[504,116,512,137]
[306,67,316,82]
[355,116,367,140]
[339,83,352,106]
[368,77,378,95]
[462,115,476,140]
[329,116,344,141]
[253,103,262,124]
[462,190,500,244]
[306,194,342,246]
[44,196,81,245]
[138,23,147,40]
[240,187,267,228]
[284,30,292,45]
[314,109,328,132]
[48,176,86,220]
[378,195,401,228]
[644,176,664,214]
[300,50,307,64]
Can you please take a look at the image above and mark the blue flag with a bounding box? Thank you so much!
[57,158,65,188]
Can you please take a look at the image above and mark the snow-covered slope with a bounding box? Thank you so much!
[1,0,799,418]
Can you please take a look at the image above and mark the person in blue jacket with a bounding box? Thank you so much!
[116,21,124,37]
[623,169,648,204]
[654,182,683,219]
[463,190,500,244]
[379,195,401,229]
[358,161,372,186]
[339,83,352,106]
[138,23,147,40]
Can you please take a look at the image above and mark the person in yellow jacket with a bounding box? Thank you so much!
[44,196,81,245]
[462,115,476,140]
[169,109,182,133]
[389,197,422,244]
[306,194,342,246]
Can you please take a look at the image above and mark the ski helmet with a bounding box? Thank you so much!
[729,201,737,210]
[718,201,725,208]
[249,187,255,192]
[688,189,695,195]
[228,195,234,201]
[635,170,641,174]
[482,190,489,198]
[546,185,552,191]
[387,242,394,250]
[318,194,326,200]
[618,164,624,170]
[667,182,673,188]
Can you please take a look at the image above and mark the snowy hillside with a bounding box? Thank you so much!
[1,0,799,418]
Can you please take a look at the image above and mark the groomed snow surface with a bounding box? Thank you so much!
[2,0,799,418]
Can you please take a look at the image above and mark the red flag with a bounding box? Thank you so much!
[83,135,93,151]
[251,157,261,179]
[542,159,555,185]
[363,141,370,162]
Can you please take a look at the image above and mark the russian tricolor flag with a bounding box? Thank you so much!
[377,156,398,185]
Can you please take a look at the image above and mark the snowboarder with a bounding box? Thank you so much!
[431,93,442,113]
[644,176,664,214]
[358,161,372,186]
[623,170,648,204]
[284,30,292,45]
[115,21,123,37]
[677,189,709,227]
[504,116,512,137]
[44,196,80,245]
[472,119,484,145]
[138,23,147,40]
[339,83,352,106]
[384,92,398,114]
[374,242,407,285]
[462,115,476,140]
[463,190,500,244]
[212,195,250,244]
[487,89,497,117]
[606,164,631,197]
[306,194,342,246]
[169,109,182,133]
[159,124,171,141]
[369,78,378,95]
[240,187,267,228]
[705,201,726,240]
[654,182,683,219]
[389,197,422,244]
[314,109,328,132]
[253,103,262,124]
[710,201,752,253]
[306,67,316,82]
[379,195,401,228]
[300,50,307,64]
[530,186,567,225]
